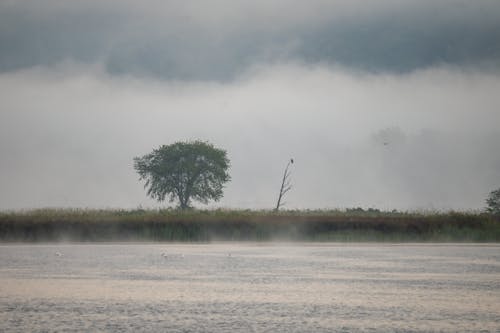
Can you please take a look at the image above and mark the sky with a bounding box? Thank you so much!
[1,0,500,211]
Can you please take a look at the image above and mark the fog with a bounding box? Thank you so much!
[1,64,499,210]
[0,0,499,210]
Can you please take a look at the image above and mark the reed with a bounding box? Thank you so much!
[0,208,498,242]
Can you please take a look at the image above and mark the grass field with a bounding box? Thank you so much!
[1,208,499,242]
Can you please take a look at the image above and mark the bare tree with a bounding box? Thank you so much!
[275,158,294,211]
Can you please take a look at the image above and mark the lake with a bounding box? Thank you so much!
[1,243,499,332]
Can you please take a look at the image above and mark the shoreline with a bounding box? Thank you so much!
[1,208,498,242]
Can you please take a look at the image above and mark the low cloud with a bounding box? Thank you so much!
[1,63,499,210]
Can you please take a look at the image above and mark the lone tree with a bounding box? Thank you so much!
[486,188,500,216]
[134,140,230,209]
[275,158,294,211]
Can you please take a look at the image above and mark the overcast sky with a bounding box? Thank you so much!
[1,0,499,211]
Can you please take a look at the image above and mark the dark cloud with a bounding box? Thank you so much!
[1,0,499,80]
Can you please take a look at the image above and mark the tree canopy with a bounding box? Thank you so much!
[134,140,230,209]
[486,188,500,216]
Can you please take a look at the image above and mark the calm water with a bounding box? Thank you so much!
[0,243,499,332]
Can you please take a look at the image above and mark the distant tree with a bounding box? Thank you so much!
[372,126,406,147]
[486,188,500,216]
[134,140,230,210]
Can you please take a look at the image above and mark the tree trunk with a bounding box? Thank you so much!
[178,193,191,210]
[275,160,293,211]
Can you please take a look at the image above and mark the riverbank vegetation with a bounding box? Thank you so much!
[1,208,499,242]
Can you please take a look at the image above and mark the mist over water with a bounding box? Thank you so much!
[1,243,499,332]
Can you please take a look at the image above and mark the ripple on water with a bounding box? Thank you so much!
[0,243,499,332]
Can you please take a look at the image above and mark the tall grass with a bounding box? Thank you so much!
[0,208,498,242]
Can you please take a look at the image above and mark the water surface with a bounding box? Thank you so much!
[1,243,499,332]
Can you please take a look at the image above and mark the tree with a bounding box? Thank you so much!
[134,140,230,209]
[275,158,294,211]
[486,188,500,216]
